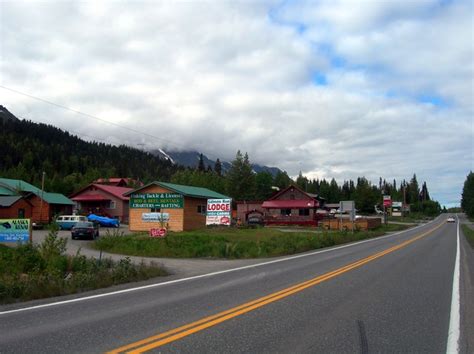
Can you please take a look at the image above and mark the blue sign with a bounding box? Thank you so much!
[0,219,30,242]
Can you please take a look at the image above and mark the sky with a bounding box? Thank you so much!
[0,0,472,207]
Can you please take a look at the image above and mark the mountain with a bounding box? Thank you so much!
[0,108,178,195]
[0,105,20,123]
[150,149,282,177]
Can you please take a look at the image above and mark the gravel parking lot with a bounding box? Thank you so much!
[30,225,265,277]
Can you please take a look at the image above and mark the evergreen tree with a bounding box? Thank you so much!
[214,158,222,176]
[226,151,256,200]
[273,171,292,190]
[461,171,474,218]
[197,153,205,172]
[255,171,274,200]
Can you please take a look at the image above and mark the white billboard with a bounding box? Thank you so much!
[206,198,232,226]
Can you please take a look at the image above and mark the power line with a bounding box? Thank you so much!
[1,84,229,162]
[0,84,186,149]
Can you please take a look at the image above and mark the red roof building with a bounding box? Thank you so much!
[262,185,323,226]
[70,184,133,223]
[93,178,143,187]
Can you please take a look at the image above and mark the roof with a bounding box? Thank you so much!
[0,178,73,205]
[42,192,74,205]
[262,200,318,209]
[71,194,110,202]
[0,178,41,194]
[126,181,229,199]
[0,196,23,207]
[0,185,16,196]
[70,184,132,201]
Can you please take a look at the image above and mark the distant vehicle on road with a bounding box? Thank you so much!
[71,221,99,240]
[56,215,88,230]
[446,216,456,223]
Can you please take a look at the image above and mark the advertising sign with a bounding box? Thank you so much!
[149,228,167,238]
[206,198,232,226]
[130,193,183,209]
[383,195,392,207]
[141,213,170,222]
[0,219,31,243]
[339,201,355,212]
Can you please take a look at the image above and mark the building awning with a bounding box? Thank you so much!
[262,200,318,209]
[71,195,110,202]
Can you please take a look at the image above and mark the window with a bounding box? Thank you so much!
[107,200,116,209]
[151,207,161,212]
[280,209,291,216]
[299,209,310,216]
[18,209,25,218]
[197,205,207,215]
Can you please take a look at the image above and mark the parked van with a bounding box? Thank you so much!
[56,215,87,230]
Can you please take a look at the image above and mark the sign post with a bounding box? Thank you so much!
[383,195,391,224]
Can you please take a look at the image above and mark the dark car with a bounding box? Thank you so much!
[71,221,99,240]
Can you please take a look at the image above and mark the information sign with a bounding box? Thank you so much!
[206,199,232,226]
[130,193,183,209]
[0,219,31,243]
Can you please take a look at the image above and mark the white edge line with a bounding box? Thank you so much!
[446,216,461,353]
[0,218,439,316]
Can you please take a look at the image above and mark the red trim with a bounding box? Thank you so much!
[262,200,317,208]
[71,195,110,202]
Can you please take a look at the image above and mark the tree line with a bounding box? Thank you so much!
[0,118,441,215]
[173,151,441,215]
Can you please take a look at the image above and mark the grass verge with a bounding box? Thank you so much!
[0,227,167,305]
[93,224,410,259]
[461,224,474,248]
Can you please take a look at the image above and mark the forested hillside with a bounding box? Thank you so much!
[0,118,178,195]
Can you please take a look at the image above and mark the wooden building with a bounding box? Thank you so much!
[0,196,33,219]
[125,181,229,232]
[0,178,73,223]
[236,201,265,223]
[70,184,133,223]
[262,185,324,226]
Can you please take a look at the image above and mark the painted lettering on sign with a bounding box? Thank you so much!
[206,199,232,226]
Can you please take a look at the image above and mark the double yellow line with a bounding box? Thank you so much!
[108,222,444,354]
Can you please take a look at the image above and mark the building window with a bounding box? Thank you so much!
[151,207,161,212]
[280,209,291,216]
[107,201,116,209]
[197,205,207,215]
[299,209,310,216]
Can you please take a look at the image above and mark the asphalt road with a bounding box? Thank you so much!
[1,215,471,353]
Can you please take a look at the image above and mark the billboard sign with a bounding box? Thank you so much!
[339,201,355,213]
[0,219,31,243]
[130,193,183,209]
[206,199,232,226]
[383,195,392,207]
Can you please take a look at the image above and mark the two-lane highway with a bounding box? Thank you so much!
[0,216,468,353]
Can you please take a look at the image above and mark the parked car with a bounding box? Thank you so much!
[56,215,88,230]
[87,214,120,227]
[71,221,100,240]
[447,216,456,223]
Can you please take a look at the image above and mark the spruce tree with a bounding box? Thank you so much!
[461,171,474,218]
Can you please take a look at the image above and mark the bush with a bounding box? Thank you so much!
[0,228,167,304]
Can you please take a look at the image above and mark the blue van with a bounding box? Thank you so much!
[56,215,87,230]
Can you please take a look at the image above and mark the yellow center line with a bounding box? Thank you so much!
[107,222,444,354]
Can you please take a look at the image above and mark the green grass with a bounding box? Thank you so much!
[93,223,410,259]
[461,224,474,248]
[0,229,167,304]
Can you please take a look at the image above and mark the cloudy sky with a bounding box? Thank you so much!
[1,0,472,206]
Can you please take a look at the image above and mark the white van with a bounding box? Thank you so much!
[56,215,87,230]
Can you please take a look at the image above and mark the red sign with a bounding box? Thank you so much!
[150,228,167,238]
[383,195,392,207]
